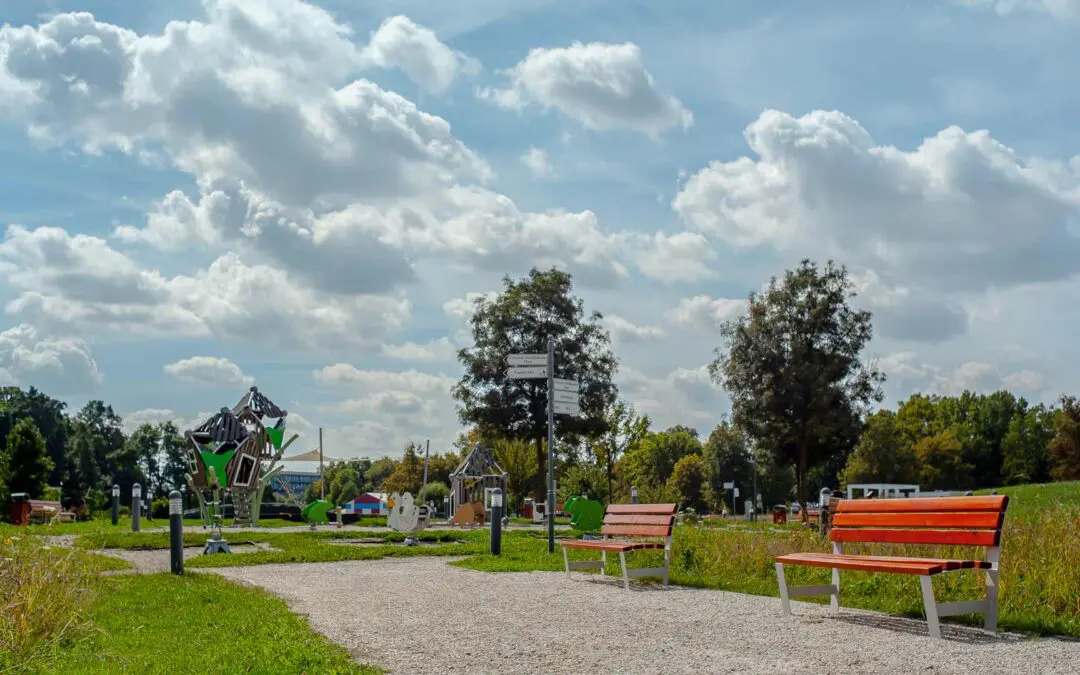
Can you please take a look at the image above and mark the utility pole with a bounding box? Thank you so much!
[546,338,556,554]
[319,427,324,501]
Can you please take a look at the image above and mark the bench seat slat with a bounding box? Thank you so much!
[560,540,664,552]
[603,514,673,526]
[833,511,1004,529]
[831,527,1000,547]
[785,552,991,570]
[835,496,1007,514]
[776,553,946,576]
[605,503,677,515]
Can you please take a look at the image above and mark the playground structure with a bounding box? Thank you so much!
[183,387,299,527]
[387,492,432,534]
[564,495,604,531]
[449,442,507,524]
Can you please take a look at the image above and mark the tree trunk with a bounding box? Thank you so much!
[606,455,613,506]
[797,440,807,524]
[535,435,545,501]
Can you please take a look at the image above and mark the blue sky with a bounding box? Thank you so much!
[2,0,1079,460]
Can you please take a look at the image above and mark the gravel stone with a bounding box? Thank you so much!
[209,557,1080,674]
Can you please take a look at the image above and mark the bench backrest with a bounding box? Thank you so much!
[601,503,677,539]
[28,500,61,511]
[831,495,1009,548]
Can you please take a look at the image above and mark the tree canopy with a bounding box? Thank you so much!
[709,259,884,513]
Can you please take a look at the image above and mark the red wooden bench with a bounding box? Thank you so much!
[560,503,676,590]
[28,499,76,524]
[774,495,1008,638]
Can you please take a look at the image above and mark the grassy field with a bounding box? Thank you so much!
[457,482,1080,637]
[0,515,304,537]
[32,573,380,673]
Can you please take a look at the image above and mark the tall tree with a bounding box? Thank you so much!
[702,420,753,511]
[66,421,100,505]
[593,400,650,504]
[126,424,164,497]
[491,437,539,511]
[1049,396,1080,481]
[1,418,54,498]
[380,442,425,494]
[452,267,619,499]
[840,410,919,486]
[159,421,189,493]
[0,387,68,485]
[1001,404,1055,485]
[619,427,701,501]
[709,260,884,516]
[914,429,974,490]
[667,453,708,512]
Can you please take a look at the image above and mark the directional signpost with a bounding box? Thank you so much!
[506,346,582,552]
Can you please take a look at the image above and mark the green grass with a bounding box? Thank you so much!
[976,480,1080,518]
[0,515,304,537]
[456,496,1080,638]
[33,573,380,673]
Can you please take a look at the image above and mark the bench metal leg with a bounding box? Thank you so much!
[919,575,942,639]
[663,543,671,585]
[984,567,999,634]
[619,551,630,590]
[562,547,571,579]
[830,567,841,613]
[775,563,792,615]
[601,551,606,579]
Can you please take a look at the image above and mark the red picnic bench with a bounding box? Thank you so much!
[560,503,676,590]
[774,495,1008,638]
[29,499,76,524]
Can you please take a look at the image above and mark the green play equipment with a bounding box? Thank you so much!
[564,495,604,531]
[302,499,334,525]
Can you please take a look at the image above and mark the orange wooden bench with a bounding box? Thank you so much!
[560,503,676,590]
[774,495,1008,638]
[28,499,76,524]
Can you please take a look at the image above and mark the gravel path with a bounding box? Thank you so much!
[210,557,1080,674]
[100,543,276,574]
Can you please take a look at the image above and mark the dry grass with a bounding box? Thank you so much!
[0,536,96,672]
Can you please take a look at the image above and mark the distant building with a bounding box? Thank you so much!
[271,471,319,499]
[846,483,920,499]
[343,492,389,515]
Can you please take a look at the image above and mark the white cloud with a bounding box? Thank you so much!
[359,15,477,95]
[0,323,103,395]
[877,352,1046,395]
[521,147,551,177]
[603,315,665,343]
[959,0,1080,21]
[617,364,727,430]
[380,337,457,362]
[479,41,693,136]
[673,109,1080,342]
[1002,369,1044,390]
[666,296,746,329]
[164,356,254,387]
[632,231,717,283]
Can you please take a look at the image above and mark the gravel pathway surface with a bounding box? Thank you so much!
[210,557,1080,674]
[100,543,276,574]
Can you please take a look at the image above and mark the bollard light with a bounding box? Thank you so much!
[489,488,504,556]
[133,484,142,499]
[112,485,120,498]
[169,490,184,575]
[820,487,832,507]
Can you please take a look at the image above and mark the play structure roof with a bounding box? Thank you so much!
[450,442,504,478]
[232,386,287,419]
[192,407,249,443]
[280,448,344,463]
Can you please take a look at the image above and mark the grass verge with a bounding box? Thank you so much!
[33,572,380,674]
[455,502,1080,638]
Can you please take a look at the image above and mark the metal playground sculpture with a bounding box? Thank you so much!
[183,387,299,527]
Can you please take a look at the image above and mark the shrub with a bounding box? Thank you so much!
[152,497,170,519]
[0,536,94,670]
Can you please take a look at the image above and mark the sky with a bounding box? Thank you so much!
[2,0,1080,463]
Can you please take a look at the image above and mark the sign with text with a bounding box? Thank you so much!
[552,390,578,404]
[553,401,581,416]
[507,353,546,367]
[552,378,578,392]
[507,366,548,379]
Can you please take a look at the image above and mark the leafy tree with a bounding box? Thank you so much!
[702,421,753,512]
[364,458,396,491]
[159,421,189,493]
[491,437,538,512]
[619,427,701,498]
[452,267,619,499]
[840,410,919,486]
[593,400,650,504]
[1,418,54,497]
[336,479,361,505]
[914,430,973,491]
[0,387,69,486]
[1001,405,1055,485]
[1049,396,1080,481]
[420,481,449,506]
[557,462,607,503]
[304,480,324,504]
[667,453,707,512]
[380,442,425,494]
[126,424,164,497]
[709,260,884,516]
[66,420,100,505]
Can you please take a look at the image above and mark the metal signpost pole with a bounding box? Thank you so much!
[547,338,556,554]
[319,427,325,501]
[169,490,184,575]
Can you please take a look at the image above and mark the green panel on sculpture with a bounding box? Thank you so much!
[200,449,236,487]
[265,426,285,449]
[565,496,604,531]
[302,499,333,524]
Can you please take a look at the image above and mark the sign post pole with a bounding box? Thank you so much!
[547,338,556,554]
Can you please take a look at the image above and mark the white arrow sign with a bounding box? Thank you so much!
[507,366,548,379]
[723,482,735,490]
[553,378,578,392]
[551,390,578,404]
[507,353,547,367]
[553,401,580,416]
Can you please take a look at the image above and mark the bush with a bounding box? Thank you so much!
[0,536,94,670]
[118,506,131,518]
[151,497,170,519]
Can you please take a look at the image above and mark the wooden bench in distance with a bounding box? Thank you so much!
[774,495,1009,638]
[560,503,676,590]
[28,499,76,524]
